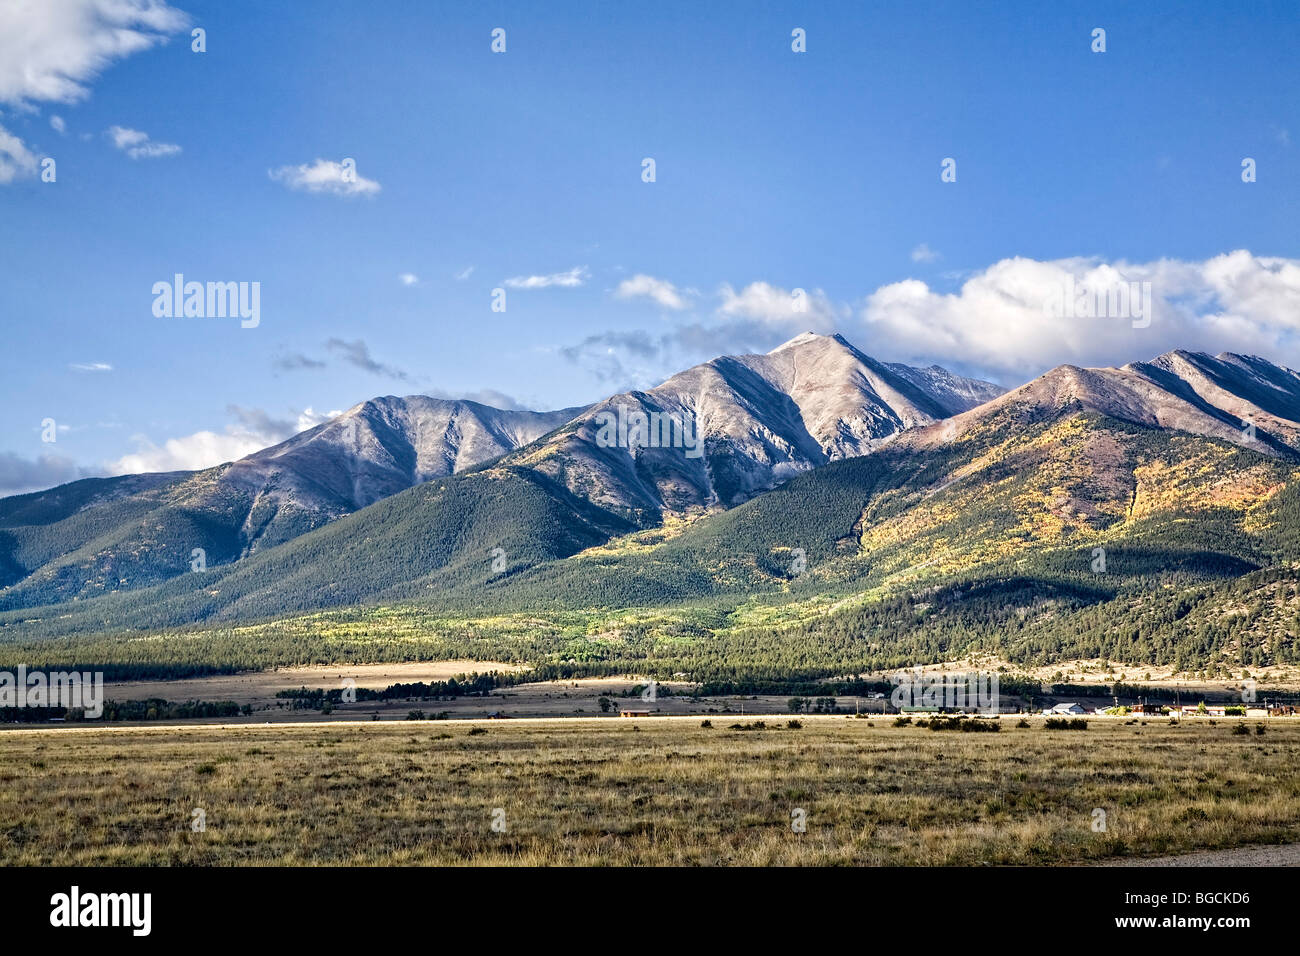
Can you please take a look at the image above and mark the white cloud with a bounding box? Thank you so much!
[454,265,475,281]
[295,407,341,432]
[108,405,342,475]
[0,0,187,107]
[0,2,185,186]
[50,114,66,134]
[107,126,146,148]
[910,243,940,263]
[268,158,381,197]
[107,124,180,159]
[615,274,691,310]
[70,361,112,371]
[504,266,589,289]
[716,281,837,332]
[110,431,269,474]
[0,124,38,183]
[861,251,1300,380]
[398,272,419,286]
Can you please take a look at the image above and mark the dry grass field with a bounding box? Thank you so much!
[2,717,1298,866]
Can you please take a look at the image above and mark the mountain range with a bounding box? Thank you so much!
[3,333,1300,677]
[0,333,999,611]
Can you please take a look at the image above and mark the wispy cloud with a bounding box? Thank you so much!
[107,125,180,159]
[398,272,420,286]
[0,125,38,183]
[504,266,589,289]
[0,452,99,497]
[911,243,941,263]
[454,265,475,281]
[615,274,691,310]
[424,387,529,410]
[557,330,666,386]
[49,115,66,134]
[326,337,409,380]
[69,361,112,371]
[272,351,327,372]
[268,158,381,197]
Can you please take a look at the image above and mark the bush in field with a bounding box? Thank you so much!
[893,716,912,727]
[925,715,1000,732]
[1044,717,1088,730]
[1232,722,1249,735]
[1016,718,1031,728]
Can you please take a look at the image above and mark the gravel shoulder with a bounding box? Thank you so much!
[1097,843,1300,867]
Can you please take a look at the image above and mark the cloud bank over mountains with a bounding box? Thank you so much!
[570,251,1300,389]
[862,251,1300,380]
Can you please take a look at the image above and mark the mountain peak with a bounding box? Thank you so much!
[769,331,850,353]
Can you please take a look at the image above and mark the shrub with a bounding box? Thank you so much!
[1255,723,1266,736]
[925,715,1000,732]
[893,716,913,727]
[700,719,712,728]
[468,727,487,736]
[1044,717,1088,730]
[1232,723,1249,735]
[1015,718,1030,728]
[787,719,803,729]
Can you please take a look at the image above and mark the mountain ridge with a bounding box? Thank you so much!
[6,338,1300,645]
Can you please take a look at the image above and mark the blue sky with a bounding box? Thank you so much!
[2,0,1298,492]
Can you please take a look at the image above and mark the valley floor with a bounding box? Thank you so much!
[2,718,1298,866]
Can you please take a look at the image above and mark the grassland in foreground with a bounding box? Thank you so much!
[2,718,1298,866]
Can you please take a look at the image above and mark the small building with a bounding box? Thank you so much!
[620,709,651,718]
[1047,702,1088,715]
